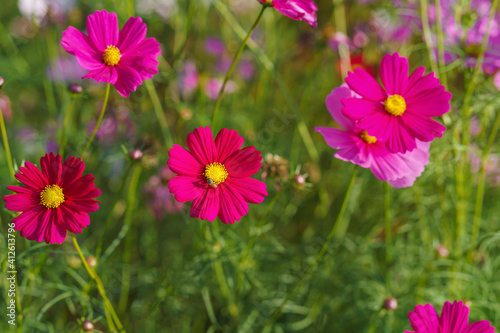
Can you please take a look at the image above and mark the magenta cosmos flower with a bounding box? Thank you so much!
[342,53,452,154]
[406,301,495,333]
[260,0,318,28]
[167,126,268,224]
[3,153,101,244]
[316,84,430,188]
[61,10,161,98]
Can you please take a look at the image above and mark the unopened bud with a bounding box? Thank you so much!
[130,149,143,161]
[67,83,83,96]
[384,297,398,311]
[86,256,97,268]
[294,174,306,186]
[82,319,94,332]
[0,77,4,90]
[180,108,192,121]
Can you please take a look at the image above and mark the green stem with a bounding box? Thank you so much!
[433,0,448,87]
[213,0,320,163]
[384,182,392,265]
[261,166,358,332]
[145,80,173,148]
[0,107,15,181]
[81,83,111,155]
[59,98,75,157]
[469,109,500,254]
[71,233,125,332]
[211,4,267,129]
[419,0,439,73]
[333,0,350,79]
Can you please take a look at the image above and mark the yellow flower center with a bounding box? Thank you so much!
[384,94,406,116]
[102,45,121,66]
[40,185,65,209]
[359,131,377,144]
[204,163,228,185]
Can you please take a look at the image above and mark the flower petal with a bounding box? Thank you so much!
[342,97,385,121]
[215,128,244,163]
[113,64,142,97]
[379,53,409,95]
[16,161,48,191]
[325,85,358,131]
[61,26,103,70]
[83,64,118,84]
[187,126,217,166]
[167,144,204,176]
[117,16,147,52]
[439,301,469,333]
[40,153,62,186]
[227,177,267,204]
[408,304,439,333]
[315,127,358,149]
[345,67,387,101]
[217,183,249,224]
[225,146,263,178]
[119,38,161,81]
[86,10,119,52]
[168,175,205,203]
[190,188,219,221]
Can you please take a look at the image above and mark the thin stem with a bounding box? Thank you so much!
[59,98,75,157]
[71,233,126,332]
[261,166,358,332]
[81,83,111,155]
[0,107,15,182]
[384,182,392,265]
[211,5,267,129]
[333,0,351,79]
[419,0,439,74]
[145,80,173,148]
[433,0,448,87]
[469,109,500,254]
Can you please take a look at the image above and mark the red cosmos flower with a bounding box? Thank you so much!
[3,153,101,244]
[167,126,268,224]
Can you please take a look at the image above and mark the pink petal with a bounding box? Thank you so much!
[86,10,119,52]
[464,321,496,333]
[385,116,418,153]
[60,156,85,189]
[379,53,409,95]
[315,127,358,149]
[334,145,371,168]
[406,86,452,117]
[355,109,393,143]
[168,175,205,202]
[227,177,267,204]
[215,128,244,163]
[190,188,219,221]
[342,97,385,121]
[402,112,446,142]
[439,301,469,333]
[225,146,262,178]
[345,67,387,101]
[408,304,439,333]
[44,209,67,244]
[117,17,147,53]
[217,183,249,224]
[368,144,408,181]
[113,64,142,97]
[61,26,103,70]
[325,85,358,131]
[388,175,417,188]
[4,193,39,212]
[83,64,118,84]
[167,144,204,176]
[16,161,48,191]
[40,153,62,185]
[186,126,217,166]
[119,38,160,81]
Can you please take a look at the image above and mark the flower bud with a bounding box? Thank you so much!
[130,149,143,161]
[180,108,193,121]
[436,244,449,258]
[384,297,398,311]
[82,319,94,332]
[86,256,97,268]
[0,77,4,90]
[67,83,83,96]
[294,174,306,187]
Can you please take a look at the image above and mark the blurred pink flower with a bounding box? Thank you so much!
[260,0,318,28]
[328,32,354,52]
[61,10,161,97]
[342,53,451,153]
[406,301,495,333]
[239,59,255,80]
[144,166,184,219]
[203,78,237,100]
[178,60,199,98]
[0,94,12,121]
[315,84,430,188]
[205,38,225,56]
[167,127,268,224]
[46,57,87,83]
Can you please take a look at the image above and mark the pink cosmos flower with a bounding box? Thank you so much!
[260,0,318,28]
[316,85,430,188]
[342,53,452,153]
[406,301,495,333]
[167,126,268,224]
[61,10,161,98]
[3,153,101,244]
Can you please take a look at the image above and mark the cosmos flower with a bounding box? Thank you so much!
[3,153,101,244]
[315,84,430,188]
[342,53,452,153]
[167,126,268,224]
[259,0,318,28]
[61,10,161,97]
[406,301,495,333]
